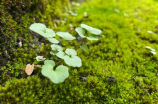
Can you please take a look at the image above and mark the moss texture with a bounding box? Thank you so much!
[0,0,69,84]
[0,0,158,103]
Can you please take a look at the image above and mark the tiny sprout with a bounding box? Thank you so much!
[28,23,102,83]
[36,56,46,61]
[38,56,43,60]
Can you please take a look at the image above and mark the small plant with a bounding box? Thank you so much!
[26,23,102,83]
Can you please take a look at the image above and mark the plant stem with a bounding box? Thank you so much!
[55,60,63,66]
[34,65,42,69]
[76,38,86,50]
[44,39,47,59]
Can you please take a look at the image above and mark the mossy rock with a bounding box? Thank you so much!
[0,0,158,103]
[0,0,70,83]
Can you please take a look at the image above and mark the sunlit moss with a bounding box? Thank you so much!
[0,0,158,103]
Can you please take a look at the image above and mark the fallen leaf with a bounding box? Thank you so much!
[25,64,34,75]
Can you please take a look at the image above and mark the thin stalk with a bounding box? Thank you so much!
[76,38,86,50]
[55,60,64,66]
[44,39,47,59]
[34,65,42,69]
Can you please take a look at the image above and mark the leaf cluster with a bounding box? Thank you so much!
[29,23,102,83]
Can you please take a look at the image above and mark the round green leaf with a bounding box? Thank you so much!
[86,35,98,40]
[29,23,46,37]
[75,27,86,38]
[36,56,46,61]
[80,45,88,50]
[51,44,63,51]
[64,56,82,67]
[41,64,69,83]
[65,48,77,56]
[47,37,59,44]
[50,51,56,55]
[56,51,67,59]
[45,28,56,37]
[56,32,76,40]
[44,60,55,67]
[81,24,102,35]
[29,23,56,38]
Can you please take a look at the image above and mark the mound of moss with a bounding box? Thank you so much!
[0,0,158,103]
[0,0,69,84]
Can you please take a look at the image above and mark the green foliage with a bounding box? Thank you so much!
[65,48,77,56]
[1,0,158,103]
[56,32,76,40]
[81,24,102,35]
[62,48,82,67]
[51,44,63,51]
[75,24,102,40]
[41,60,69,83]
[0,0,70,84]
[29,23,100,83]
[36,56,46,61]
[63,54,82,67]
[75,27,86,38]
[30,23,55,38]
[29,23,59,44]
[47,37,59,44]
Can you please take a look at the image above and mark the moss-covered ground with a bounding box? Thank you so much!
[0,0,158,103]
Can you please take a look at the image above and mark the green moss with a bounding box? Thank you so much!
[0,0,158,103]
[0,0,70,83]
